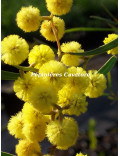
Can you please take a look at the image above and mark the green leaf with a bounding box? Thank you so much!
[102,4,118,22]
[1,70,20,80]
[90,16,118,25]
[1,152,15,156]
[65,27,114,33]
[98,56,117,75]
[63,38,118,56]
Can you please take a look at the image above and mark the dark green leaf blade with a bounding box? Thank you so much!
[1,152,15,156]
[1,70,20,80]
[90,16,118,25]
[64,38,118,56]
[98,56,117,75]
[65,27,114,33]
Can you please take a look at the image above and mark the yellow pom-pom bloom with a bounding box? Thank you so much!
[46,117,79,150]
[103,34,118,55]
[39,60,67,89]
[58,86,88,116]
[1,35,29,65]
[66,67,89,93]
[7,112,24,139]
[85,70,107,98]
[16,140,41,156]
[23,119,46,142]
[46,0,73,15]
[61,41,84,67]
[40,16,65,42]
[14,72,40,101]
[76,153,87,156]
[28,44,55,69]
[16,6,41,32]
[22,102,50,124]
[28,83,57,113]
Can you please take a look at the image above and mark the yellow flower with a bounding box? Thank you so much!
[40,16,65,42]
[76,153,87,156]
[28,44,55,69]
[58,86,88,116]
[22,102,50,124]
[39,60,67,89]
[1,35,29,65]
[46,0,73,15]
[23,119,46,142]
[7,112,24,139]
[61,41,84,67]
[85,70,107,98]
[13,72,40,101]
[46,117,79,150]
[103,34,118,55]
[66,67,89,93]
[16,140,41,156]
[16,6,41,32]
[28,83,57,113]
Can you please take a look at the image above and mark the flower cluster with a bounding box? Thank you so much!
[1,0,113,156]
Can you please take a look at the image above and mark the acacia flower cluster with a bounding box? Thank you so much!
[1,0,117,156]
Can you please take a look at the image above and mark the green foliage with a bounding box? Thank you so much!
[1,152,15,156]
[90,16,118,25]
[64,38,118,56]
[65,27,115,33]
[98,56,117,75]
[1,70,20,80]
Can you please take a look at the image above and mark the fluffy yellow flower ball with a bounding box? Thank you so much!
[39,60,67,89]
[28,44,55,69]
[66,67,89,93]
[14,72,41,101]
[7,112,24,139]
[61,41,84,67]
[46,117,79,150]
[28,82,57,113]
[23,119,46,142]
[1,35,29,65]
[16,140,41,156]
[16,6,41,32]
[76,153,87,156]
[46,0,73,15]
[40,16,65,42]
[58,86,88,116]
[22,102,50,124]
[85,70,107,98]
[103,34,118,55]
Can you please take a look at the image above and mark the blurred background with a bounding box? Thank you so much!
[1,0,118,156]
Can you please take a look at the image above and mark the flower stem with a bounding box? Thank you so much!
[40,16,52,21]
[107,71,112,89]
[19,70,24,77]
[14,65,38,72]
[83,56,94,70]
[50,145,56,155]
[50,15,62,62]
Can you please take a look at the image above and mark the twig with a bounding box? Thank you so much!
[40,16,52,21]
[50,145,56,155]
[50,16,62,61]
